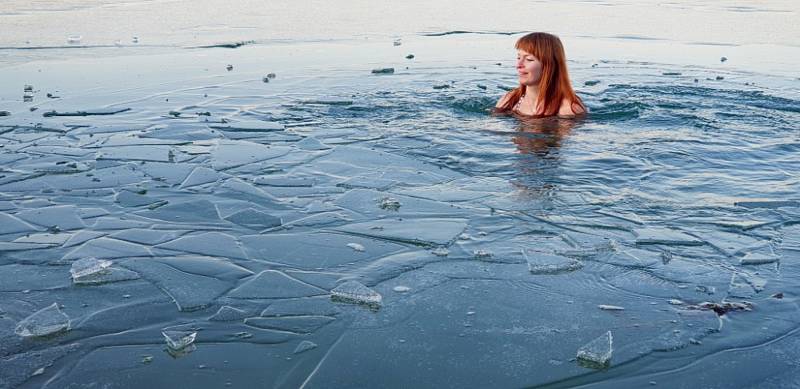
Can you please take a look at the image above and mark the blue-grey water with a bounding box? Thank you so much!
[1,1,800,388]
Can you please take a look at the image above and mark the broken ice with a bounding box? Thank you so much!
[347,243,366,252]
[378,196,401,211]
[162,330,197,350]
[524,251,583,274]
[598,305,625,311]
[576,331,613,368]
[294,340,318,354]
[331,281,382,307]
[70,257,112,280]
[15,303,71,338]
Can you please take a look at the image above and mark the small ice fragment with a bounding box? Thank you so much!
[525,252,583,274]
[576,331,613,368]
[431,247,450,257]
[598,305,625,311]
[371,68,395,74]
[668,299,684,305]
[293,340,318,354]
[458,233,472,240]
[142,355,153,364]
[331,281,382,307]
[15,303,71,337]
[377,196,401,211]
[162,330,197,350]
[473,249,492,259]
[740,252,779,265]
[70,257,112,280]
[67,35,82,44]
[584,80,601,86]
[346,243,365,252]
[32,367,45,376]
[393,39,402,46]
[393,285,411,293]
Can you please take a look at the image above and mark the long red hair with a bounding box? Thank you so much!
[498,32,584,116]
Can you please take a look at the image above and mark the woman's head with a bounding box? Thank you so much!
[499,32,584,116]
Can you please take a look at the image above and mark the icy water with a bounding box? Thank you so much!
[2,1,800,388]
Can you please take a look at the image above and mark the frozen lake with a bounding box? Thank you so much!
[1,1,800,388]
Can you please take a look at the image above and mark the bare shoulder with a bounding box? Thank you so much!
[557,99,586,117]
[496,92,513,108]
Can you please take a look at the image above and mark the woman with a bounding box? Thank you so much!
[495,32,585,117]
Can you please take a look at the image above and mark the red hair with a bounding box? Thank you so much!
[498,32,584,116]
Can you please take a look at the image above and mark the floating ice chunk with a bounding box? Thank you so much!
[473,249,492,259]
[294,340,318,354]
[347,243,365,252]
[378,196,401,211]
[598,305,624,311]
[72,267,140,285]
[331,281,382,307]
[393,286,411,293]
[634,227,704,246]
[576,331,613,368]
[740,251,780,265]
[15,303,71,337]
[668,299,684,305]
[162,330,197,350]
[431,247,450,257]
[70,257,112,280]
[524,251,583,274]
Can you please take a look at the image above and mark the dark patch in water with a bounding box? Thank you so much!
[193,40,255,49]
[42,108,131,117]
[448,96,496,115]
[421,30,525,37]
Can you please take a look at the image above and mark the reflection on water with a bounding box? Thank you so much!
[511,115,580,156]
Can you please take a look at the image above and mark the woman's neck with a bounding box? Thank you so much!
[523,85,539,102]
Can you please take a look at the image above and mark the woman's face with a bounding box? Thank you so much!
[516,50,543,86]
